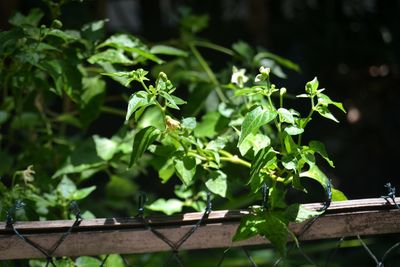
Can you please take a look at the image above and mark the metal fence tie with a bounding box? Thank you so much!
[261,183,269,210]
[318,179,332,212]
[381,182,400,209]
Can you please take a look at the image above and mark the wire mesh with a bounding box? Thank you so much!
[1,182,400,267]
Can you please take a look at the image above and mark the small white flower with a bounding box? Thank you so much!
[231,66,249,88]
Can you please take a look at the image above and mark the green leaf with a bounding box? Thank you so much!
[128,47,163,64]
[174,156,196,185]
[99,34,142,49]
[206,136,228,151]
[130,126,160,166]
[258,213,291,256]
[106,176,137,198]
[159,158,175,183]
[159,90,184,110]
[239,133,271,156]
[57,176,77,199]
[285,204,323,223]
[126,91,152,121]
[306,77,319,95]
[282,154,297,171]
[194,112,222,138]
[137,106,165,131]
[232,41,254,62]
[181,14,209,33]
[44,29,79,42]
[88,49,133,65]
[205,171,227,197]
[147,198,183,215]
[238,106,277,146]
[93,135,118,161]
[284,126,304,135]
[254,51,300,72]
[300,164,329,189]
[332,188,348,201]
[9,8,44,27]
[284,134,297,154]
[269,185,287,209]
[102,68,149,87]
[80,76,106,127]
[101,255,124,267]
[81,19,107,42]
[277,108,294,124]
[233,214,262,242]
[318,93,346,113]
[309,140,334,167]
[249,148,276,192]
[75,256,101,267]
[181,117,197,130]
[0,111,10,125]
[315,105,339,123]
[72,186,96,200]
[150,45,188,57]
[98,34,163,63]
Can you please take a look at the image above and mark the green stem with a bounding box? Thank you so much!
[140,80,151,94]
[192,40,235,56]
[100,106,126,117]
[219,150,251,168]
[189,42,228,103]
[267,95,284,149]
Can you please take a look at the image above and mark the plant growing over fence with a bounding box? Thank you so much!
[0,2,347,264]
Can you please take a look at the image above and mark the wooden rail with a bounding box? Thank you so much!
[1,198,399,260]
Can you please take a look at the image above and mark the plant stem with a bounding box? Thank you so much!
[267,95,284,149]
[100,106,126,117]
[192,40,235,56]
[140,80,151,94]
[220,150,251,168]
[189,42,228,103]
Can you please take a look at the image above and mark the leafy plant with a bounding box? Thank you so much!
[103,61,346,255]
[0,3,347,264]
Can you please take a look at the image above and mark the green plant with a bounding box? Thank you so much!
[1,4,346,264]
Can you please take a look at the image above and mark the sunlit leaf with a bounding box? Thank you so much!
[332,188,348,201]
[277,108,294,124]
[75,256,101,267]
[174,156,196,185]
[88,49,133,65]
[205,170,227,197]
[150,45,188,57]
[238,106,277,146]
[300,164,329,189]
[93,135,118,161]
[130,126,160,166]
[147,198,183,215]
[126,91,152,121]
[309,140,334,167]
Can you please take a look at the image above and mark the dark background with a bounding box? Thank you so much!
[2,0,399,199]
